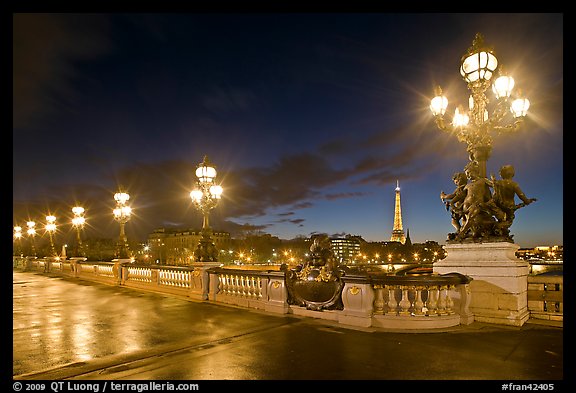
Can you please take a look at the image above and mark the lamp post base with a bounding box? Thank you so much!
[194,231,218,262]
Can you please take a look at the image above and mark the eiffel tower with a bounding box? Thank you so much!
[390,180,406,244]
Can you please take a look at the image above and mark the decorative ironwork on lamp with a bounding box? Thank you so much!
[113,189,132,259]
[432,33,535,242]
[430,33,530,179]
[72,206,86,258]
[190,155,223,262]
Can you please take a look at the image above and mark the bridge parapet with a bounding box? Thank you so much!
[15,259,560,329]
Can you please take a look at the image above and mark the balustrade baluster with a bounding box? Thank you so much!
[232,275,237,295]
[399,287,411,315]
[225,275,231,295]
[226,275,233,295]
[239,275,245,297]
[255,277,262,299]
[413,286,425,315]
[250,276,258,299]
[245,276,251,298]
[246,276,254,298]
[373,285,384,314]
[427,287,439,316]
[386,285,397,315]
[237,275,244,297]
[445,285,455,314]
[232,275,239,296]
[218,275,225,294]
[437,285,447,315]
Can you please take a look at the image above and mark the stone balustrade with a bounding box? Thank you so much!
[527,275,563,324]
[208,268,289,314]
[13,256,562,329]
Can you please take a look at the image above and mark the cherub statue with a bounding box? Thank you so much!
[456,161,497,240]
[441,171,468,234]
[490,164,537,226]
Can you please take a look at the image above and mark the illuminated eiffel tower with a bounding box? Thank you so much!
[390,180,406,244]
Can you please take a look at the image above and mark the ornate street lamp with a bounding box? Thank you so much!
[14,226,23,256]
[45,215,58,258]
[190,155,223,262]
[26,221,37,257]
[430,33,530,179]
[431,33,535,242]
[71,206,86,258]
[113,189,132,259]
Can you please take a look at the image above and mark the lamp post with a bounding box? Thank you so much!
[26,221,37,257]
[14,226,23,257]
[113,190,132,260]
[430,33,530,178]
[190,155,223,262]
[71,206,86,258]
[45,215,58,258]
[431,33,533,242]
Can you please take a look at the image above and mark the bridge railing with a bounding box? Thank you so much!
[207,267,289,314]
[121,264,206,300]
[14,257,561,329]
[206,267,473,329]
[527,275,563,324]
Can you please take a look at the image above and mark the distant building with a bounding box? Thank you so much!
[147,228,231,266]
[331,235,361,264]
[516,245,563,261]
[390,180,406,244]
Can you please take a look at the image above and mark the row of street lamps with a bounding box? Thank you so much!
[14,208,87,259]
[14,156,224,262]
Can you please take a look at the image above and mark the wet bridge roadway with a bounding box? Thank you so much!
[12,271,564,383]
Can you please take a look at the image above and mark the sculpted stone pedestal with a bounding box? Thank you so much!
[433,242,530,327]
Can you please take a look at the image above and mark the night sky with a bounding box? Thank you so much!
[12,13,563,248]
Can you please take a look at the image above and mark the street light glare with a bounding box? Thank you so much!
[493,74,515,99]
[190,189,203,202]
[430,94,448,116]
[72,216,85,226]
[196,165,217,181]
[452,106,469,128]
[511,97,530,118]
[460,51,498,83]
[114,192,130,204]
[210,185,223,198]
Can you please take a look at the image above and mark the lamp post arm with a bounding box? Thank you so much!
[493,119,523,134]
[434,115,453,133]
